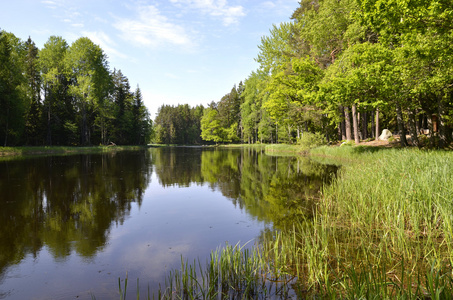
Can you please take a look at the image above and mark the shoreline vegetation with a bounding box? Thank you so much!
[0,145,148,157]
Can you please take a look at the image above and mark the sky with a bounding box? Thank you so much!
[1,0,299,119]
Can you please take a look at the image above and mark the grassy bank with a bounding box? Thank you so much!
[264,143,302,155]
[140,145,453,299]
[0,145,148,157]
[278,145,453,297]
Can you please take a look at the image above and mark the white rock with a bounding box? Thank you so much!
[378,129,393,140]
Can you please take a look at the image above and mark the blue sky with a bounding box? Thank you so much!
[1,0,299,119]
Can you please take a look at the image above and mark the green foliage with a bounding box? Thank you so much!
[2,0,453,147]
[340,140,355,147]
[255,22,295,76]
[241,72,280,144]
[200,85,243,144]
[154,104,204,145]
[0,31,28,146]
[297,132,326,151]
[0,31,151,146]
[200,107,224,143]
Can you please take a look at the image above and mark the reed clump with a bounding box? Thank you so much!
[296,146,453,297]
[154,242,296,299]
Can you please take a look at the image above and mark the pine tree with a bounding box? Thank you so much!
[24,37,42,145]
[132,85,151,145]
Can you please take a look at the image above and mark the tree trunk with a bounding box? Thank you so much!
[371,110,375,138]
[437,94,449,148]
[339,106,346,140]
[396,104,408,147]
[415,109,420,134]
[375,108,380,140]
[427,113,435,146]
[408,109,420,147]
[352,104,360,144]
[419,113,424,133]
[357,112,361,140]
[344,106,352,141]
[362,111,368,140]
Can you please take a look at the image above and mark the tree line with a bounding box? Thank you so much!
[0,30,152,146]
[154,0,453,147]
[4,0,450,147]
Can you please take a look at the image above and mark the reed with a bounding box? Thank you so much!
[286,146,453,297]
[150,242,297,299]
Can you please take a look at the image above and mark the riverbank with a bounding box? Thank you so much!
[149,144,453,299]
[0,145,148,157]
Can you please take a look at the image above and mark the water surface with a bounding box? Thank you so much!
[0,147,337,299]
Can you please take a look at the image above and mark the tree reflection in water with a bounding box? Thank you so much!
[0,147,338,298]
[0,151,152,276]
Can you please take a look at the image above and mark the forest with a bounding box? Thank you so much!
[0,32,152,146]
[154,0,453,148]
[1,0,452,148]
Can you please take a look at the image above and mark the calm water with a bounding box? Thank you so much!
[0,147,337,299]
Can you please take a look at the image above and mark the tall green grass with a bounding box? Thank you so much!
[153,242,296,299]
[296,146,453,296]
[265,144,302,155]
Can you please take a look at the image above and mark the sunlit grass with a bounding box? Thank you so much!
[300,146,453,296]
[265,144,302,155]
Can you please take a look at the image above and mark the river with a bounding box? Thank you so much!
[0,147,337,299]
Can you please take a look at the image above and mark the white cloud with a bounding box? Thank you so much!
[41,0,59,9]
[81,31,129,60]
[255,0,298,17]
[261,1,276,9]
[170,0,245,26]
[113,5,193,49]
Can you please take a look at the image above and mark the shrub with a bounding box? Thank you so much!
[340,140,355,147]
[298,132,327,151]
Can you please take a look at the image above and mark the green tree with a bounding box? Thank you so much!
[66,37,111,145]
[241,72,267,143]
[154,104,176,144]
[0,31,27,146]
[256,22,295,76]
[39,36,71,145]
[217,85,241,142]
[132,85,151,145]
[24,37,42,145]
[200,106,225,144]
[154,104,205,145]
[110,69,135,144]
